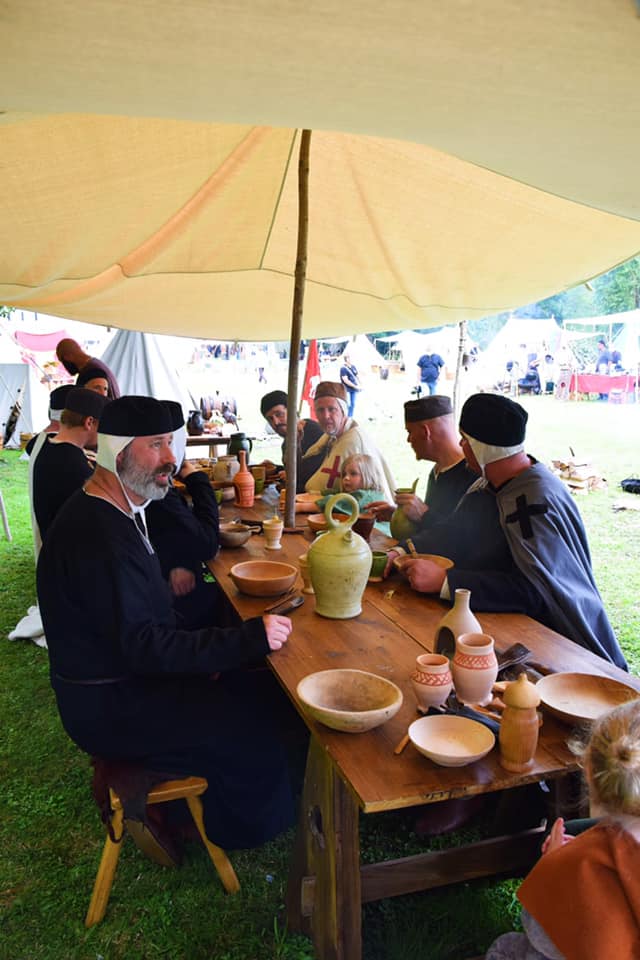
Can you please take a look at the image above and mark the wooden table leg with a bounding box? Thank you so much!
[286,738,361,960]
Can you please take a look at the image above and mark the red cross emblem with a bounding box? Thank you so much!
[321,455,342,489]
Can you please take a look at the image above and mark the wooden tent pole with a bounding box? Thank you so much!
[283,130,311,529]
[452,320,467,419]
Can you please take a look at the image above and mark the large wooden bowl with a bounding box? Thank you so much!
[229,560,297,597]
[296,669,403,733]
[408,715,495,767]
[393,553,454,574]
[536,672,640,725]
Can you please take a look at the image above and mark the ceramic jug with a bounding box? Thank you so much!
[307,493,372,619]
[233,450,255,507]
[186,409,204,436]
[213,455,240,484]
[411,653,452,712]
[389,479,419,541]
[499,673,541,772]
[451,632,498,706]
[434,588,482,656]
[228,432,253,463]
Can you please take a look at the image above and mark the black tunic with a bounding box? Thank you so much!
[418,459,476,530]
[37,489,293,848]
[32,437,93,537]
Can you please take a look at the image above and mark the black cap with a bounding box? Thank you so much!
[64,387,109,420]
[260,390,288,417]
[459,393,528,446]
[76,365,109,388]
[162,400,185,431]
[49,384,74,410]
[99,396,172,437]
[404,395,453,423]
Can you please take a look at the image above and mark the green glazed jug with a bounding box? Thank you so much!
[389,477,419,541]
[228,432,253,463]
[307,493,372,619]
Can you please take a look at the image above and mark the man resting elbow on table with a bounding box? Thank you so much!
[384,393,626,670]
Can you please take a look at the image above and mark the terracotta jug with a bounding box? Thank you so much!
[451,632,498,706]
[499,673,541,772]
[233,450,255,507]
[307,493,372,619]
[434,588,482,656]
[411,653,452,713]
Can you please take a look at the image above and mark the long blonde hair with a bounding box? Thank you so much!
[341,453,385,492]
[573,699,640,817]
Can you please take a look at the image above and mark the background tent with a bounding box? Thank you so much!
[101,331,196,415]
[2,3,640,338]
[0,364,50,448]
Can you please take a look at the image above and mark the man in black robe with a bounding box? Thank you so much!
[37,396,295,853]
[259,388,324,492]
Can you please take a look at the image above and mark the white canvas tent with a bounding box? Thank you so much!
[101,331,196,414]
[0,363,50,448]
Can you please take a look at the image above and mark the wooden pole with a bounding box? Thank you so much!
[452,320,467,419]
[283,130,311,529]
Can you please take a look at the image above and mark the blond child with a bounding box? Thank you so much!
[487,699,640,960]
[316,453,386,514]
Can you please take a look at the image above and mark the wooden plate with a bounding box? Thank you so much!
[537,672,639,725]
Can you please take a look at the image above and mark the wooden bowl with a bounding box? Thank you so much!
[408,715,495,767]
[536,672,640,725]
[393,553,454,574]
[307,512,349,534]
[229,560,297,597]
[296,669,403,733]
[295,492,322,513]
[219,522,252,547]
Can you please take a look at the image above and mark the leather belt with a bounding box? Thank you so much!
[54,673,126,686]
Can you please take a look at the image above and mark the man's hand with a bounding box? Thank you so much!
[383,549,402,577]
[393,492,428,523]
[403,559,447,594]
[367,500,394,522]
[263,614,293,651]
[169,567,197,596]
[177,460,198,479]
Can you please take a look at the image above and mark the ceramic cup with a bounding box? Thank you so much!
[213,488,224,505]
[451,632,498,706]
[250,465,266,495]
[411,653,453,712]
[298,552,314,594]
[352,512,375,542]
[369,550,387,582]
[263,516,284,550]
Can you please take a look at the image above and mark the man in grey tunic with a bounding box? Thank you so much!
[387,393,626,669]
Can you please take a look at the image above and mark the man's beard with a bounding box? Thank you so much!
[119,449,172,501]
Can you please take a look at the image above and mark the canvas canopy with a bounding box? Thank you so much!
[2,1,640,339]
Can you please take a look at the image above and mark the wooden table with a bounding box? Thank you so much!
[211,501,638,960]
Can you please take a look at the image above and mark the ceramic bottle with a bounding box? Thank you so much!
[499,673,541,772]
[411,653,453,712]
[307,493,372,619]
[451,632,498,706]
[434,588,482,656]
[233,450,255,507]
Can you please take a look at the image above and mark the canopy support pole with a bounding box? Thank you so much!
[283,130,311,529]
[452,320,467,419]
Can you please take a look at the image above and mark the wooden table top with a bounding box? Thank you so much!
[212,500,639,814]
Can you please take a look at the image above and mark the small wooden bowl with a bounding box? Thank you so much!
[229,560,297,597]
[297,669,403,733]
[393,553,454,574]
[536,673,639,725]
[408,715,495,767]
[219,522,252,548]
[295,492,322,513]
[307,512,349,534]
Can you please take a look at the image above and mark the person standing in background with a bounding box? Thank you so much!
[416,350,444,396]
[339,353,361,417]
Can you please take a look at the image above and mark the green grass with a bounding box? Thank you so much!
[1,381,639,959]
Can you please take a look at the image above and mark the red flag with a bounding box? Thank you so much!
[300,340,321,419]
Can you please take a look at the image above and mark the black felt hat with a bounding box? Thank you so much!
[99,396,172,436]
[404,395,453,422]
[64,387,109,419]
[162,400,185,431]
[49,384,74,411]
[260,390,288,417]
[459,393,528,445]
[76,365,109,388]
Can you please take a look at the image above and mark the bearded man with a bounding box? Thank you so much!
[302,381,396,499]
[37,396,295,853]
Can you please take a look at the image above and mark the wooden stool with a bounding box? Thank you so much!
[85,775,240,927]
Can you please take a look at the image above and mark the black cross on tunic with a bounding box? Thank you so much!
[504,494,548,539]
